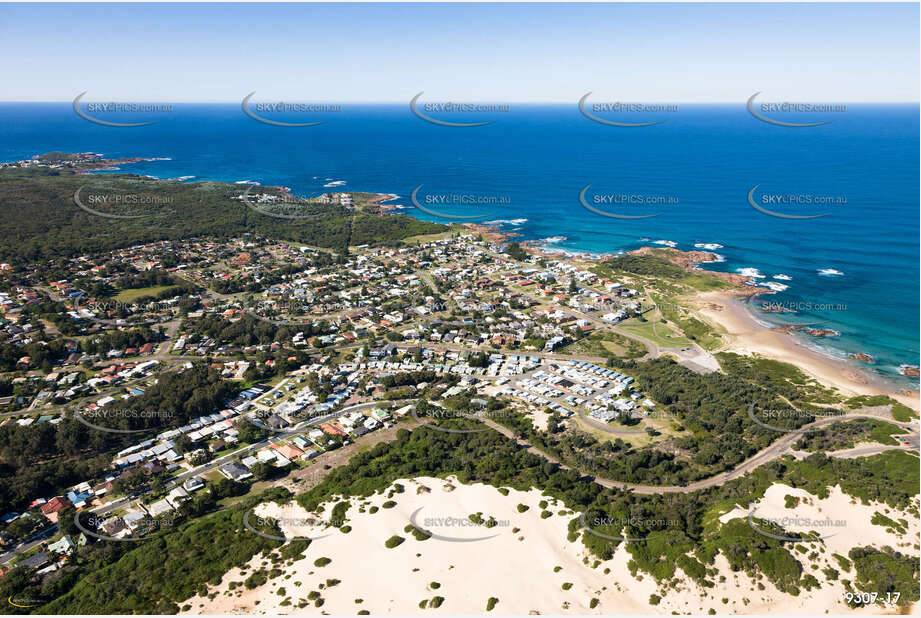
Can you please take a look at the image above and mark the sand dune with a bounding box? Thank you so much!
[181,478,917,615]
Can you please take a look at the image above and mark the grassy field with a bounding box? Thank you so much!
[570,414,649,448]
[570,409,682,449]
[844,395,919,421]
[563,331,646,359]
[680,272,734,292]
[618,318,693,348]
[114,285,178,302]
[401,229,461,245]
[648,292,723,350]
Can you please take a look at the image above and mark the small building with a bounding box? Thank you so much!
[99,517,131,539]
[18,551,50,570]
[48,535,76,555]
[219,462,253,482]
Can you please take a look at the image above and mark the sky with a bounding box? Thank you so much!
[2,2,919,102]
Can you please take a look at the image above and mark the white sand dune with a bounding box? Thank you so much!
[181,478,918,615]
[719,483,919,557]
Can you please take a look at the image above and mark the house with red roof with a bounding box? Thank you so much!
[40,496,69,523]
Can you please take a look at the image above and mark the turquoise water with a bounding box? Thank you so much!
[0,102,917,386]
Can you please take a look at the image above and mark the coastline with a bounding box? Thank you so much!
[694,290,919,410]
[28,150,917,404]
[459,220,918,400]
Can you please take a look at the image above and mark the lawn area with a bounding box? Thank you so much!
[680,273,733,292]
[114,285,178,302]
[569,411,678,449]
[867,420,908,445]
[618,318,692,348]
[648,292,722,350]
[891,403,919,422]
[563,333,622,358]
[844,395,919,421]
[570,414,647,448]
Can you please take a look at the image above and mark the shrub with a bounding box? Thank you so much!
[385,535,405,548]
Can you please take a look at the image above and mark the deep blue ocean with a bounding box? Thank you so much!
[1,102,918,387]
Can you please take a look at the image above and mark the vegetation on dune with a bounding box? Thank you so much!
[794,418,907,452]
[601,255,688,279]
[845,546,920,606]
[384,535,405,549]
[495,354,834,486]
[7,486,295,614]
[5,416,917,613]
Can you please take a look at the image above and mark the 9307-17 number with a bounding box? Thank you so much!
[844,591,900,605]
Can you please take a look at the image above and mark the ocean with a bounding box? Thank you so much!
[0,102,918,387]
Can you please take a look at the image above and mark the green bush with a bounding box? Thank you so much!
[385,535,405,549]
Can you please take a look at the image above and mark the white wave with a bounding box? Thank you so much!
[758,281,789,292]
[699,253,725,263]
[175,175,195,181]
[736,267,766,279]
[694,243,723,250]
[323,180,346,187]
[485,218,528,225]
[235,180,260,185]
[773,274,792,281]
[795,336,850,362]
[149,157,172,161]
[817,268,844,276]
[652,240,677,248]
[539,236,567,244]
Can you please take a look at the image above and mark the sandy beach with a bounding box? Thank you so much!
[180,477,917,615]
[694,291,919,410]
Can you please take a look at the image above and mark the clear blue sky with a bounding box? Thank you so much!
[3,2,918,102]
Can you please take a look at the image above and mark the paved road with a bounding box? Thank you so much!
[0,526,58,566]
[482,413,919,495]
[415,269,455,311]
[3,401,915,565]
[0,400,413,566]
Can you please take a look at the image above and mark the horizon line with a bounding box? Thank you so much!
[2,99,920,105]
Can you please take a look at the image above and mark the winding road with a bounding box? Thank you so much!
[480,413,919,495]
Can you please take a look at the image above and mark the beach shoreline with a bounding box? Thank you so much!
[507,237,919,403]
[693,290,919,409]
